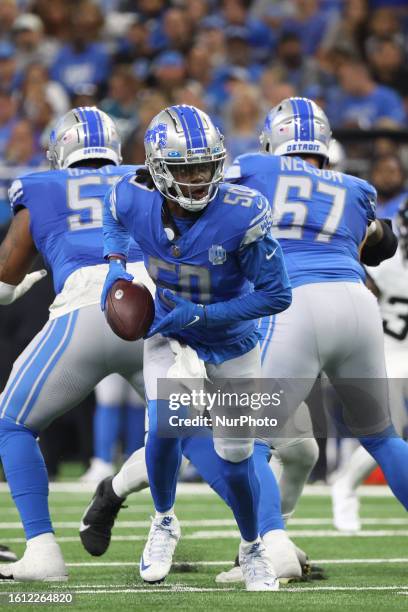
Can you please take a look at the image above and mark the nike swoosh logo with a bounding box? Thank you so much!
[140,556,151,571]
[185,315,200,327]
[266,247,278,260]
[79,497,95,532]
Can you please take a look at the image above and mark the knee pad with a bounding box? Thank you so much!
[214,438,254,463]
[277,438,319,471]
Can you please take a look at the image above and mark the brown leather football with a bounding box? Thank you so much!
[105,280,155,341]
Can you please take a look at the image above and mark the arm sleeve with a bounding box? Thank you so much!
[359,180,377,224]
[103,180,130,260]
[205,233,292,328]
[8,179,27,215]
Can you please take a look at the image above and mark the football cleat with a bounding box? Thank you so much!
[331,479,361,533]
[80,458,115,484]
[239,540,279,592]
[140,515,180,583]
[0,545,17,563]
[263,530,302,582]
[215,555,243,583]
[216,545,327,585]
[79,476,126,556]
[0,539,67,582]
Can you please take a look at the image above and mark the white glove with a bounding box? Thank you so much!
[0,269,47,305]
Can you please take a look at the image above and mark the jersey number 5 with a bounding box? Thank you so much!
[67,175,118,231]
[272,176,346,242]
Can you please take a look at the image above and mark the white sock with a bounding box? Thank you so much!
[26,532,57,550]
[273,438,319,518]
[262,528,287,546]
[155,508,175,518]
[240,536,260,549]
[112,447,149,498]
[336,445,377,491]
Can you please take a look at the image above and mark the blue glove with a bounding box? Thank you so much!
[146,288,206,337]
[101,259,134,311]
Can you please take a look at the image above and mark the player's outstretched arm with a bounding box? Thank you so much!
[0,209,45,305]
[101,183,134,310]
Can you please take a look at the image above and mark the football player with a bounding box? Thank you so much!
[0,107,153,581]
[101,104,292,591]
[332,198,408,532]
[222,96,407,512]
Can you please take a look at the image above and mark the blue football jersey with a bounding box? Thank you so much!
[227,153,377,288]
[105,175,277,363]
[9,165,143,294]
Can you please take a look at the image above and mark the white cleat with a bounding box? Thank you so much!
[239,540,279,592]
[0,537,67,582]
[263,530,302,582]
[140,515,180,583]
[216,531,301,584]
[215,562,243,584]
[331,479,361,533]
[80,458,115,484]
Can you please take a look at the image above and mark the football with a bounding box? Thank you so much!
[105,280,155,341]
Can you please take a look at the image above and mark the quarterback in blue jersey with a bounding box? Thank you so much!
[101,104,292,591]
[0,107,153,582]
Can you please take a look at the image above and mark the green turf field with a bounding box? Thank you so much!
[0,484,407,611]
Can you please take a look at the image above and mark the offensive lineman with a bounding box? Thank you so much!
[0,107,152,582]
[221,97,408,512]
[332,199,408,532]
[101,104,292,591]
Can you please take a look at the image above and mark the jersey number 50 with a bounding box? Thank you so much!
[272,176,346,242]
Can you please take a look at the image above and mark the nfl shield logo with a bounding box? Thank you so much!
[209,244,226,265]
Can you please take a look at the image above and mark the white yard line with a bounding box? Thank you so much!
[65,558,408,568]
[0,483,395,496]
[2,585,406,595]
[1,518,407,530]
[2,530,408,544]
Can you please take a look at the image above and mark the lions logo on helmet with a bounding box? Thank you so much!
[47,107,122,169]
[144,105,226,212]
[260,97,332,163]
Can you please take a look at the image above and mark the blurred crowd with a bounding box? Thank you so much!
[0,0,408,222]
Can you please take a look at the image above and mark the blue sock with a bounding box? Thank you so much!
[145,401,181,512]
[217,454,260,542]
[182,436,227,494]
[124,404,145,458]
[94,403,121,463]
[359,426,408,509]
[0,419,52,540]
[183,437,283,536]
[254,441,284,534]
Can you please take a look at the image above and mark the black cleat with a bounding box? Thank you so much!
[0,546,17,563]
[301,562,327,581]
[79,477,126,556]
